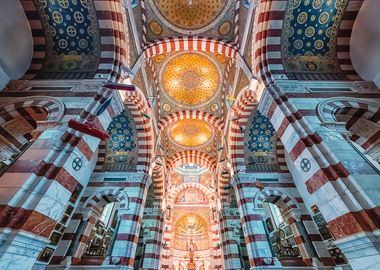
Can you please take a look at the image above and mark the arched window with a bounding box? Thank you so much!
[84,202,118,257]
[269,203,284,228]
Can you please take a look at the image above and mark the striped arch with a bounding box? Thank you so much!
[0,96,65,125]
[166,182,216,206]
[20,0,128,81]
[122,89,154,173]
[85,188,129,216]
[158,110,224,133]
[253,0,364,83]
[229,88,259,173]
[151,160,165,204]
[166,150,216,173]
[318,97,380,151]
[317,97,380,125]
[253,189,298,214]
[143,37,239,60]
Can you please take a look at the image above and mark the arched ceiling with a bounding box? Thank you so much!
[244,111,278,172]
[152,0,230,32]
[103,109,138,172]
[168,119,214,149]
[160,52,221,108]
[282,0,349,74]
[25,0,101,79]
[142,0,238,42]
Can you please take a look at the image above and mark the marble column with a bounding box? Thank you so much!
[110,174,151,269]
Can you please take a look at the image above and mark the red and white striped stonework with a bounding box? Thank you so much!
[229,88,259,172]
[165,182,216,206]
[0,97,64,149]
[143,37,239,60]
[166,150,216,173]
[232,175,335,267]
[233,0,241,45]
[337,0,365,81]
[151,163,165,206]
[93,0,129,82]
[19,0,45,79]
[158,110,224,133]
[140,209,164,270]
[121,90,154,173]
[253,0,363,84]
[20,0,128,81]
[258,85,380,267]
[220,210,244,269]
[67,188,129,265]
[0,86,117,267]
[109,174,151,267]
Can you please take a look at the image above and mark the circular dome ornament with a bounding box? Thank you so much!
[168,119,214,148]
[159,52,222,108]
[149,0,232,34]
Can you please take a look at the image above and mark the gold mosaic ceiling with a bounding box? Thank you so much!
[175,213,208,236]
[153,0,229,31]
[161,53,220,107]
[168,119,213,148]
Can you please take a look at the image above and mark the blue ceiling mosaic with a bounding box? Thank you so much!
[244,111,278,172]
[34,0,100,79]
[282,0,349,73]
[104,110,138,171]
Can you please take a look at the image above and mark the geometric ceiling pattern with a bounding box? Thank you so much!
[160,52,221,108]
[103,110,138,171]
[144,0,236,42]
[152,0,230,32]
[34,0,100,79]
[168,119,214,149]
[282,0,349,74]
[244,111,278,172]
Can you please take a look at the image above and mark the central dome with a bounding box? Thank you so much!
[152,0,229,32]
[161,53,220,107]
[168,119,213,148]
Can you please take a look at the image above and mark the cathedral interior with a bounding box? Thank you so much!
[0,0,380,270]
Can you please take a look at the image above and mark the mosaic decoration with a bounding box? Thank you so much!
[34,0,100,78]
[218,21,232,36]
[244,111,278,172]
[282,0,349,74]
[150,0,230,34]
[149,20,163,36]
[103,110,138,171]
[173,212,211,251]
[168,119,214,148]
[160,52,221,108]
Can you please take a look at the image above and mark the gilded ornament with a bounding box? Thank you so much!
[149,20,163,35]
[160,52,221,107]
